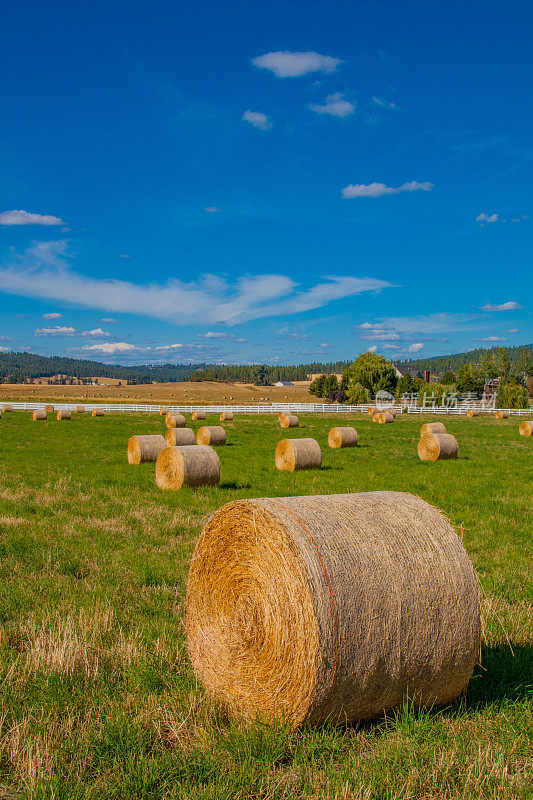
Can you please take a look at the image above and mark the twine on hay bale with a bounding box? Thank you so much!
[418,433,458,461]
[155,445,220,490]
[279,413,299,429]
[76,406,85,414]
[165,427,196,446]
[373,412,394,424]
[2,404,13,412]
[191,410,207,421]
[495,410,509,419]
[328,426,358,448]
[186,491,480,728]
[159,407,170,415]
[220,411,234,421]
[466,409,480,418]
[275,438,321,471]
[56,410,71,420]
[127,434,166,465]
[91,409,104,417]
[421,422,446,436]
[45,405,54,413]
[519,420,533,437]
[197,426,226,446]
[166,412,187,428]
[32,409,47,421]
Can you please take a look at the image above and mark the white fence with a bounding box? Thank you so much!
[5,402,531,416]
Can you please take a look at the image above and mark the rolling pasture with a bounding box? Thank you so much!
[0,411,531,799]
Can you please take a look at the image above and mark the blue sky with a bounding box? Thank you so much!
[0,0,531,366]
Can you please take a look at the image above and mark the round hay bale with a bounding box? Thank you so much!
[159,407,170,415]
[373,412,394,424]
[420,422,446,436]
[91,409,104,417]
[165,427,196,446]
[466,409,480,418]
[220,411,234,421]
[418,433,458,461]
[280,413,299,429]
[275,438,321,471]
[191,410,207,421]
[519,420,533,437]
[328,426,358,448]
[76,406,85,414]
[45,405,54,413]
[2,404,13,412]
[56,410,71,420]
[197,426,226,446]
[32,409,47,421]
[367,407,375,415]
[186,491,480,727]
[155,445,220,490]
[495,410,509,419]
[166,412,187,428]
[127,434,166,465]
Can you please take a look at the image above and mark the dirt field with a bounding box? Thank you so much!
[0,380,317,405]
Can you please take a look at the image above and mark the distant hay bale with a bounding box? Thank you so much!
[32,409,47,421]
[166,412,187,428]
[186,491,480,727]
[275,438,321,471]
[328,426,358,448]
[165,427,196,446]
[421,422,446,436]
[197,426,226,446]
[56,410,71,420]
[45,405,54,413]
[127,434,166,465]
[519,420,533,437]
[2,404,13,412]
[91,409,104,417]
[373,412,394,424]
[418,433,458,461]
[367,407,376,415]
[191,410,207,421]
[159,407,170,415]
[466,409,480,418]
[76,406,85,414]
[495,410,509,419]
[220,411,234,421]
[155,445,220,490]
[279,413,299,429]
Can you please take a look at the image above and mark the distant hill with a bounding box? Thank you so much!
[395,343,533,375]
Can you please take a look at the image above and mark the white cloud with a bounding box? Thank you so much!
[154,343,183,350]
[309,93,355,118]
[476,212,499,223]
[80,328,110,337]
[506,328,519,333]
[474,336,508,342]
[372,97,398,110]
[34,325,76,336]
[359,330,401,341]
[82,342,138,354]
[382,344,400,350]
[481,301,522,311]
[100,317,118,324]
[242,110,272,130]
[342,181,433,198]
[200,331,228,338]
[0,346,11,352]
[408,343,424,353]
[367,345,378,352]
[204,206,222,213]
[0,241,393,326]
[42,312,62,319]
[0,209,65,226]
[252,50,341,78]
[119,254,130,258]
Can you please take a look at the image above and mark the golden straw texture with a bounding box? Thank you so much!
[165,427,196,446]
[2,404,13,412]
[280,413,299,429]
[519,420,533,437]
[191,410,207,421]
[466,409,480,418]
[127,434,166,465]
[155,445,220,490]
[373,412,394,424]
[220,411,234,421]
[76,406,85,414]
[275,438,321,471]
[159,407,170,415]
[186,491,480,727]
[328,427,358,448]
[92,409,104,417]
[56,410,71,420]
[420,422,446,436]
[196,426,226,446]
[495,410,509,419]
[166,412,186,428]
[45,405,54,413]
[32,410,46,421]
[418,433,458,461]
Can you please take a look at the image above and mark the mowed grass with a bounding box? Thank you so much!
[0,410,531,799]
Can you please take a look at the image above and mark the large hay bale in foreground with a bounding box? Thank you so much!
[421,422,446,436]
[220,411,233,421]
[56,410,71,420]
[92,409,104,417]
[2,404,13,412]
[127,434,166,465]
[328,426,358,448]
[280,413,299,429]
[466,409,480,418]
[519,420,533,437]
[155,445,220,490]
[32,409,47,421]
[186,491,480,728]
[165,427,196,446]
[418,433,458,461]
[495,410,509,419]
[191,410,207,421]
[166,412,187,428]
[197,426,226,446]
[45,405,54,413]
[275,438,321,471]
[76,406,85,414]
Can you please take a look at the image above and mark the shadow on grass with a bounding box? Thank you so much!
[219,481,252,490]
[464,644,533,708]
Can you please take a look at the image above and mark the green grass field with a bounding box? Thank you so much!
[0,411,531,799]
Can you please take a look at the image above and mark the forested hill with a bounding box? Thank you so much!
[396,343,533,374]
[0,351,349,384]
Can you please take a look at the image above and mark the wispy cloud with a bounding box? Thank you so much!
[372,97,399,110]
[476,212,499,223]
[198,331,247,341]
[0,209,65,226]
[204,206,222,213]
[342,181,433,198]
[252,50,341,78]
[408,342,424,352]
[0,241,393,326]
[309,93,355,118]
[100,317,118,324]
[41,312,62,319]
[481,301,522,311]
[82,342,138,354]
[34,325,76,336]
[473,336,507,342]
[154,343,183,350]
[242,110,272,130]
